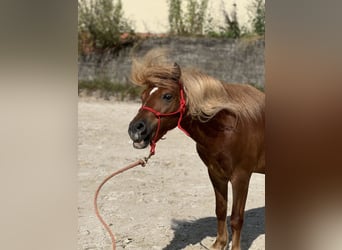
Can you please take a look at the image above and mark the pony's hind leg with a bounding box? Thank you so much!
[230,170,251,250]
[208,170,229,250]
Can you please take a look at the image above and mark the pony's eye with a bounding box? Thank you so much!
[162,93,173,101]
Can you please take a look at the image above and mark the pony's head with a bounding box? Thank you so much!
[127,49,264,152]
[128,50,185,151]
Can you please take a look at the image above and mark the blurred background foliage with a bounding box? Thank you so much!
[78,0,265,99]
[78,0,265,54]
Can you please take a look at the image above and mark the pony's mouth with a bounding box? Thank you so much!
[132,137,150,149]
[128,121,156,150]
[130,131,153,149]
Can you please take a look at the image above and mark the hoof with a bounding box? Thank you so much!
[200,237,228,250]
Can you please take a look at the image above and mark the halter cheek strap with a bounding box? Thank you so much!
[140,82,189,155]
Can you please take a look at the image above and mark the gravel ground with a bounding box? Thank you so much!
[78,98,265,250]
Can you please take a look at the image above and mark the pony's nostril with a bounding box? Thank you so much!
[134,121,145,132]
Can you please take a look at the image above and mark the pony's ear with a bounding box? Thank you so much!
[172,62,181,81]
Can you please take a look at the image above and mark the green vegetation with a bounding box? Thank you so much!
[79,80,141,100]
[78,0,265,98]
[167,0,265,39]
[78,0,135,54]
[78,0,265,52]
[215,3,241,38]
[168,0,209,36]
[249,0,265,36]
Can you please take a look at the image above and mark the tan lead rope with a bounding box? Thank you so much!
[94,154,152,250]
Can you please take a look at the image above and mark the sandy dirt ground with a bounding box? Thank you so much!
[78,98,265,250]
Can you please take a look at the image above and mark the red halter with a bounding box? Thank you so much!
[140,82,189,155]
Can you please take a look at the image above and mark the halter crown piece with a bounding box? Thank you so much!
[140,81,189,156]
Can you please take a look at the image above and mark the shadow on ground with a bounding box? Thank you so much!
[163,206,265,250]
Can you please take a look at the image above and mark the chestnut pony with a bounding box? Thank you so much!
[128,49,265,250]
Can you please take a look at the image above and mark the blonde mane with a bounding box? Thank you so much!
[131,49,264,122]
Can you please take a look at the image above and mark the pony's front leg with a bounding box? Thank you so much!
[208,170,229,250]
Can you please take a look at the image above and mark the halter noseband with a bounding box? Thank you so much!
[140,82,189,155]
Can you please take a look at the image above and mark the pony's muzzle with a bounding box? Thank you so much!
[128,120,150,149]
